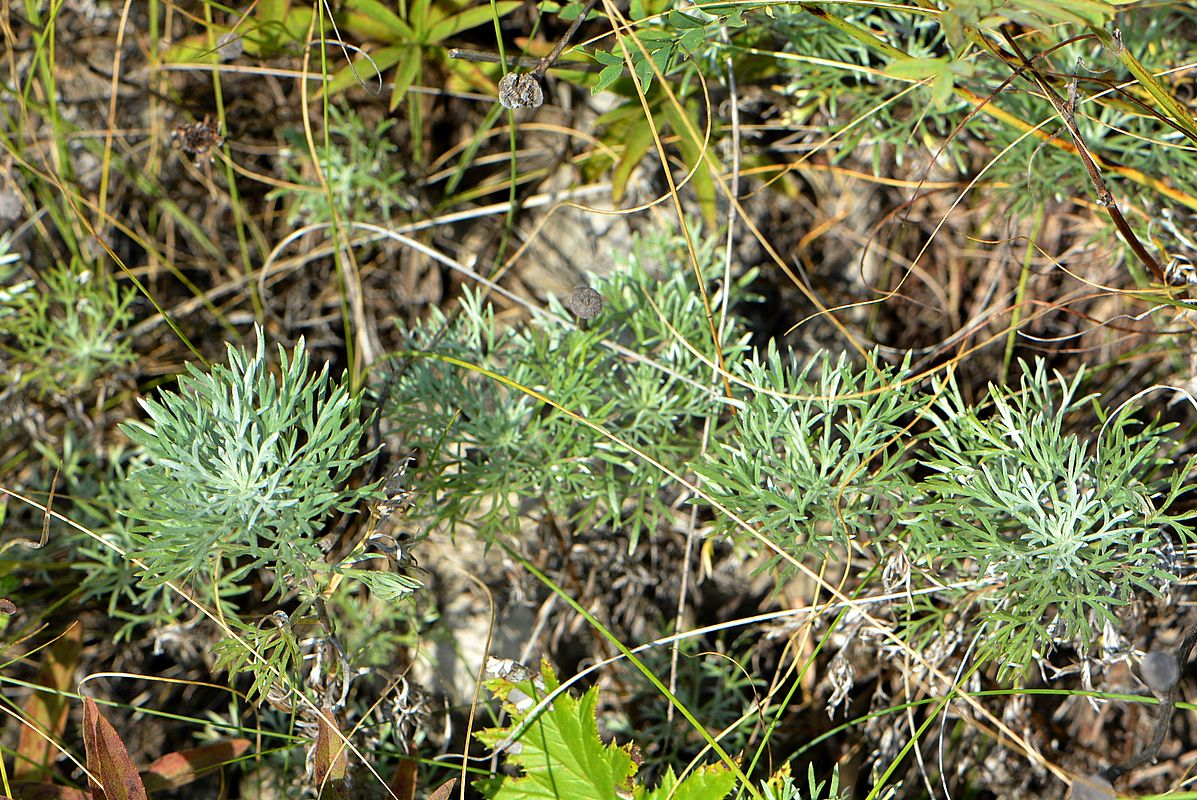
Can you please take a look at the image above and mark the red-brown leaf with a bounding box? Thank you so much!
[140,739,252,792]
[81,698,148,800]
[428,777,458,800]
[313,708,349,800]
[15,623,83,781]
[2,783,92,800]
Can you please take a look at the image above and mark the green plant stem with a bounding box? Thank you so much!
[797,6,1197,213]
[1002,203,1042,384]
[202,2,264,321]
[1090,24,1197,146]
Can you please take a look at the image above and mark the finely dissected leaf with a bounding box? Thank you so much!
[15,623,82,781]
[477,663,637,799]
[82,698,149,800]
[338,568,422,602]
[140,739,252,792]
[120,328,378,601]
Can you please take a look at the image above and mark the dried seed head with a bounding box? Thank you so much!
[564,286,603,321]
[497,72,544,110]
[1140,649,1180,694]
[170,116,224,165]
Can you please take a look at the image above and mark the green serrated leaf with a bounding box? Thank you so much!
[477,663,638,800]
[635,764,737,800]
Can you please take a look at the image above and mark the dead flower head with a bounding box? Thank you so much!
[497,72,545,110]
[170,115,224,165]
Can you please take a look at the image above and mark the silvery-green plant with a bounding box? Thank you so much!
[272,105,415,225]
[914,360,1197,675]
[381,217,1197,679]
[383,227,751,550]
[693,347,921,573]
[120,329,379,603]
[0,258,135,400]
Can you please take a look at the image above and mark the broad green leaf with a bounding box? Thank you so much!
[258,0,290,24]
[943,0,1113,30]
[338,0,414,40]
[1017,0,1113,25]
[678,27,705,52]
[390,48,423,109]
[595,63,625,94]
[884,56,955,106]
[280,8,315,43]
[323,44,407,97]
[478,663,739,799]
[611,116,655,203]
[667,9,705,28]
[426,1,521,43]
[557,0,599,21]
[663,101,717,226]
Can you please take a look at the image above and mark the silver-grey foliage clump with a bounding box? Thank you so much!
[916,361,1197,675]
[384,228,749,551]
[120,329,378,601]
[382,222,1197,678]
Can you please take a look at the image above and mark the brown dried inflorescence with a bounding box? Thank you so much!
[170,115,224,165]
[497,72,545,110]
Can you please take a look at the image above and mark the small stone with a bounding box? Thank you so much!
[564,286,603,321]
[216,32,243,62]
[1068,774,1116,800]
[0,186,22,223]
[497,72,544,110]
[1140,649,1180,694]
